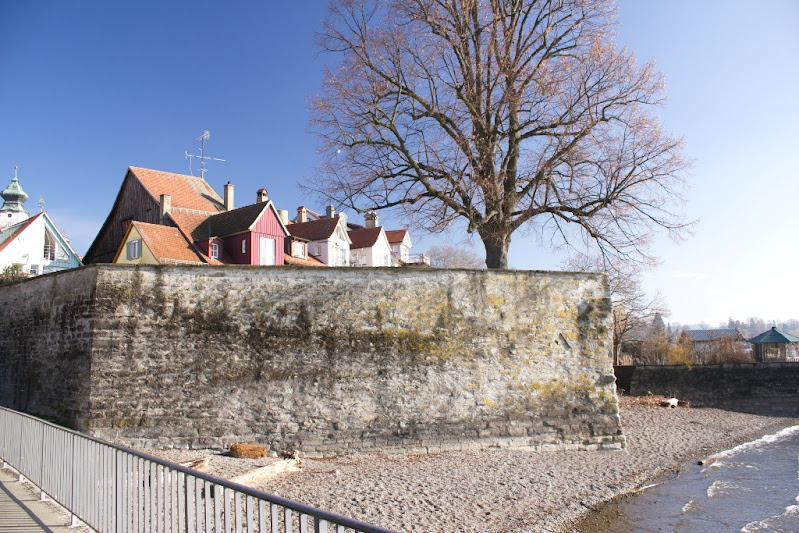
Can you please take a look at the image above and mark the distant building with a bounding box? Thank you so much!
[679,328,749,363]
[0,168,82,276]
[748,327,799,362]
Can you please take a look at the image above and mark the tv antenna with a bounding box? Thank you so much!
[185,130,225,180]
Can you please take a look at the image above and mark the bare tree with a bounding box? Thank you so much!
[428,243,485,268]
[564,253,667,365]
[311,0,691,268]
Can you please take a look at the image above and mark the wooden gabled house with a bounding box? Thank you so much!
[84,167,226,264]
[86,167,289,266]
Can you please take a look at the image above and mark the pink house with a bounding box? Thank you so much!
[190,195,289,265]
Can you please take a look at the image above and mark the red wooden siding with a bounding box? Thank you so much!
[223,233,250,264]
[249,207,285,265]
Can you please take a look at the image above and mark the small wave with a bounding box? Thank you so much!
[714,425,799,461]
[681,499,696,514]
[707,480,738,498]
[742,505,799,532]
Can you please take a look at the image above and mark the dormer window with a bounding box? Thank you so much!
[210,242,219,259]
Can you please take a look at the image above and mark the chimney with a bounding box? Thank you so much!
[159,194,171,221]
[297,206,307,223]
[325,205,336,218]
[364,211,379,228]
[224,182,234,211]
[257,188,269,203]
[278,209,289,225]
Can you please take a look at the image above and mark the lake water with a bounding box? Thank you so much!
[608,424,799,532]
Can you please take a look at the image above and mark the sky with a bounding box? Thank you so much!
[1,1,797,327]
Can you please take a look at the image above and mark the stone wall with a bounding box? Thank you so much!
[0,267,97,426]
[623,364,799,414]
[1,264,624,454]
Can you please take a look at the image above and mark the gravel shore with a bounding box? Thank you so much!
[147,399,799,532]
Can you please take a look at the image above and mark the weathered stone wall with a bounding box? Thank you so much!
[624,364,799,414]
[1,264,623,454]
[0,267,97,426]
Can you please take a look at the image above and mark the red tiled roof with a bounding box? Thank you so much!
[287,217,341,241]
[168,211,211,242]
[0,212,42,253]
[385,229,408,244]
[130,221,208,264]
[129,167,224,213]
[348,227,383,249]
[283,253,327,267]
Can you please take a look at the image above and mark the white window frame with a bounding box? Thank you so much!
[126,239,141,260]
[210,242,219,259]
[241,240,247,254]
[291,241,306,259]
[335,246,348,267]
[44,230,57,260]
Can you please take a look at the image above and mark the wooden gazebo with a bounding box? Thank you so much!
[748,327,799,362]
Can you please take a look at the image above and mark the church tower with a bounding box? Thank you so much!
[0,166,30,229]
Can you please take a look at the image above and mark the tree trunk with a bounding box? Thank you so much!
[481,232,510,269]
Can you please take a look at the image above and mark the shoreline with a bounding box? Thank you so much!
[568,404,799,532]
[149,400,799,532]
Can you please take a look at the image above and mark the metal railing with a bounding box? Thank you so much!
[0,407,396,533]
[405,254,430,266]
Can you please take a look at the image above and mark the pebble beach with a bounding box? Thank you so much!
[150,398,799,532]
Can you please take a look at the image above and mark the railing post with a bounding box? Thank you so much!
[16,416,23,482]
[70,432,77,527]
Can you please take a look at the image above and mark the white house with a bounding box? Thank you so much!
[287,214,351,267]
[349,226,393,267]
[386,228,412,265]
[0,169,82,276]
[0,212,82,275]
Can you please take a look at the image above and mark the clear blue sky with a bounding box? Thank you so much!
[1,1,797,326]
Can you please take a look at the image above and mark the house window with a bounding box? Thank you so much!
[29,265,38,275]
[210,242,219,259]
[291,241,306,259]
[126,239,141,260]
[335,247,348,267]
[44,230,56,260]
[242,240,247,254]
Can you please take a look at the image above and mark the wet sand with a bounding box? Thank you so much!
[149,398,799,532]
